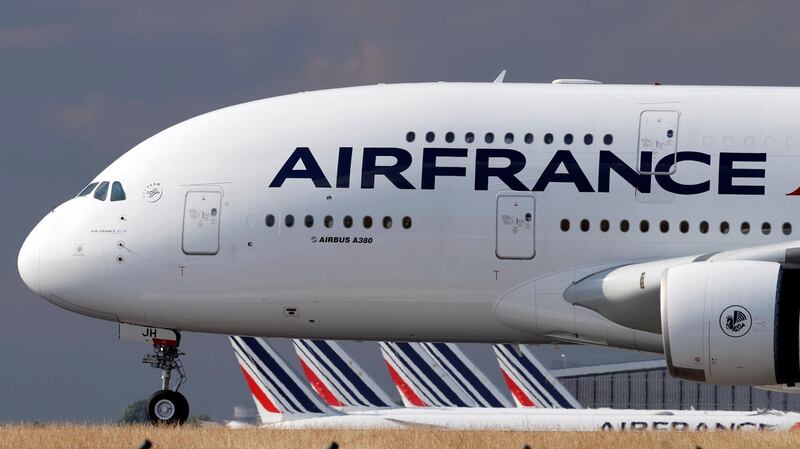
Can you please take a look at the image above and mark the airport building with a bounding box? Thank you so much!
[553,361,800,411]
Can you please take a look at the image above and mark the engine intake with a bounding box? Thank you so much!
[661,261,800,385]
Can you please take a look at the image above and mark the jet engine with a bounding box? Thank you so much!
[661,261,800,385]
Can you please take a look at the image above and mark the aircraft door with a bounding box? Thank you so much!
[496,193,535,260]
[637,110,679,175]
[182,190,222,255]
[636,110,680,203]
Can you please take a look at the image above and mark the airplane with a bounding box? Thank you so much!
[493,343,581,408]
[18,78,800,423]
[297,338,510,408]
[292,338,395,410]
[230,336,800,431]
[300,338,576,410]
[379,341,511,408]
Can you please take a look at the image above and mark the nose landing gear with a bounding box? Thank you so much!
[141,334,189,425]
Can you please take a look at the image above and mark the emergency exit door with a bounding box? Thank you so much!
[496,193,535,260]
[182,190,222,255]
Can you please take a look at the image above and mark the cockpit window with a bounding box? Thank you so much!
[78,182,99,197]
[94,181,109,201]
[110,181,126,201]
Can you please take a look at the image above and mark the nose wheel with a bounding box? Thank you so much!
[142,336,189,425]
[146,390,189,425]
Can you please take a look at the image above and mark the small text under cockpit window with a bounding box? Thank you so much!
[78,182,98,197]
[94,181,109,201]
[110,181,126,201]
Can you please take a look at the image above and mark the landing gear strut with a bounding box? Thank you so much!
[142,335,189,425]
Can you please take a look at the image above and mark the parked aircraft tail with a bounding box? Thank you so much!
[292,339,395,410]
[493,343,582,409]
[420,342,512,408]
[379,341,511,408]
[229,336,335,423]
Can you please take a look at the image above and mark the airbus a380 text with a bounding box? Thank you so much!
[18,80,800,423]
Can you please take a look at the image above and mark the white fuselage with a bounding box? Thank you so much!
[258,408,800,431]
[18,82,800,349]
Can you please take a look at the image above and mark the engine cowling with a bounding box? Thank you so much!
[661,261,800,385]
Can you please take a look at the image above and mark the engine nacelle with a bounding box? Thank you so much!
[661,261,800,385]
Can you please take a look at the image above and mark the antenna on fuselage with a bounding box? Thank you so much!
[493,70,507,83]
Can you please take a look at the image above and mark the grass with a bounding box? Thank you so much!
[1,425,799,449]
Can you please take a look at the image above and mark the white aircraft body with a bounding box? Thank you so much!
[18,80,800,422]
[267,408,800,432]
[230,336,800,431]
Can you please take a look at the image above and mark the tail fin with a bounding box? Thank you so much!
[493,343,582,409]
[380,341,477,407]
[229,336,335,423]
[293,339,395,410]
[420,343,512,408]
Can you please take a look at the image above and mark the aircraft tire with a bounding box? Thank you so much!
[146,390,189,425]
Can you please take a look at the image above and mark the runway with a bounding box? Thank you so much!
[3,425,800,449]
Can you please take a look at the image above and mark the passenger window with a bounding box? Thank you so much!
[465,132,475,143]
[783,222,792,235]
[265,214,275,227]
[406,132,415,142]
[485,132,494,144]
[560,219,570,232]
[305,215,314,228]
[402,216,412,229]
[524,133,534,144]
[363,216,373,229]
[720,221,730,234]
[699,221,709,234]
[584,134,593,145]
[285,215,295,227]
[445,132,455,143]
[620,220,630,232]
[504,133,514,144]
[426,132,435,143]
[600,219,609,232]
[78,182,98,197]
[544,133,554,144]
[741,222,750,235]
[679,220,689,233]
[603,134,614,145]
[639,220,649,233]
[343,215,353,228]
[580,219,590,232]
[110,181,126,201]
[564,134,574,145]
[659,220,669,233]
[383,216,393,229]
[324,215,334,228]
[94,181,109,201]
[762,222,771,235]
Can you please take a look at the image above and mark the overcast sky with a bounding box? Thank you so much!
[2,1,800,422]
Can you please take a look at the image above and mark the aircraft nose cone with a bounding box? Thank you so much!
[18,228,40,294]
[18,214,48,295]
